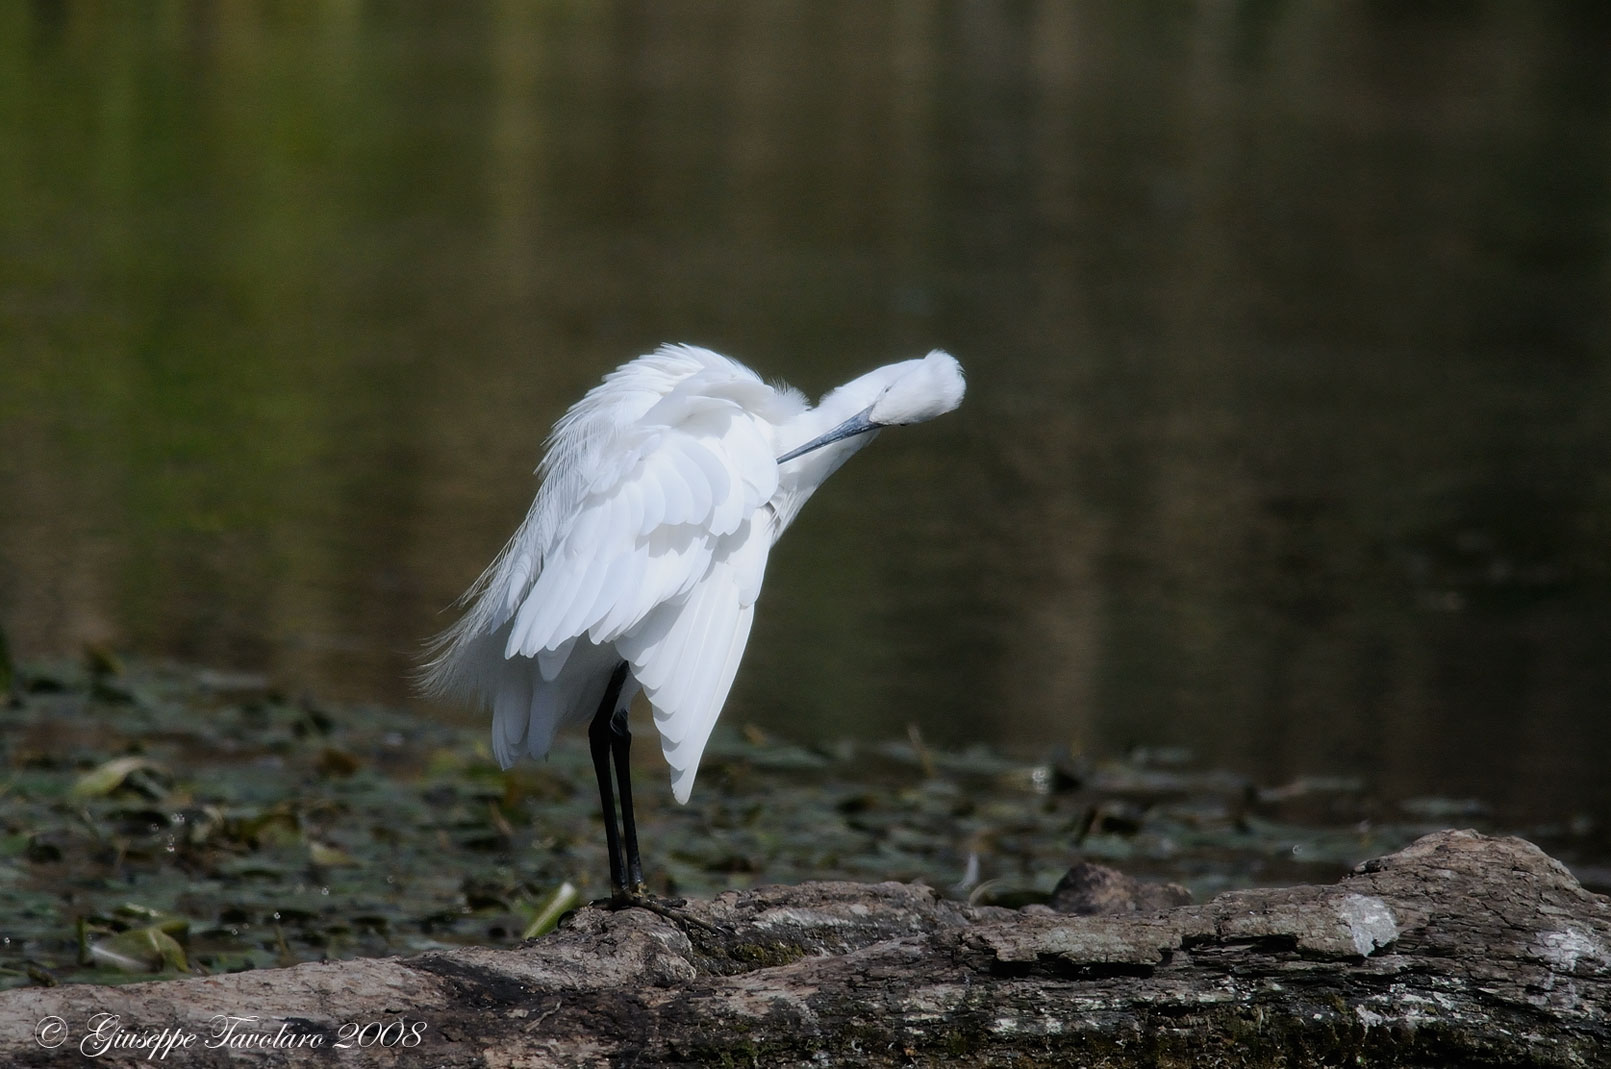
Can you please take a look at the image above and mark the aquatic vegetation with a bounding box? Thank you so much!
[0,656,1601,989]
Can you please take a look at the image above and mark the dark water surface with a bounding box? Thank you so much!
[3,4,1610,827]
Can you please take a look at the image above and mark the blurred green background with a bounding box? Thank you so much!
[3,2,1610,825]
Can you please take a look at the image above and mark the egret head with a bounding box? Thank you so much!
[866,351,967,426]
[778,351,965,463]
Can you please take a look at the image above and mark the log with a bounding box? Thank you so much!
[3,830,1607,1067]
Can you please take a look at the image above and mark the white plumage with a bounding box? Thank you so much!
[423,343,965,810]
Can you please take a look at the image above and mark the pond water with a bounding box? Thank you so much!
[3,4,1610,828]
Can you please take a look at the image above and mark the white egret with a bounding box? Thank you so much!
[422,343,965,895]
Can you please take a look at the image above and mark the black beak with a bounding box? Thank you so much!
[777,408,879,463]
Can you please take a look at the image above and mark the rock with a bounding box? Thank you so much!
[1048,860,1193,915]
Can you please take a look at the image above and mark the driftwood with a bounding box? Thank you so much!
[3,830,1607,1067]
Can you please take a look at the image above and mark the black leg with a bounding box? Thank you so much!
[610,706,645,892]
[582,683,726,936]
[587,663,632,895]
[582,664,722,934]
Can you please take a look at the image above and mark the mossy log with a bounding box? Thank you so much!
[3,830,1607,1067]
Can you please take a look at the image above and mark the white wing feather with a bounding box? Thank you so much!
[421,344,801,802]
[617,524,769,803]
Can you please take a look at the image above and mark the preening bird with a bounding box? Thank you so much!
[422,343,965,895]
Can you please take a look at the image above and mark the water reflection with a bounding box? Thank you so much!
[1,2,1608,826]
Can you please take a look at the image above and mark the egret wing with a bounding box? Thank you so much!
[615,519,771,803]
[503,415,773,662]
[424,344,789,787]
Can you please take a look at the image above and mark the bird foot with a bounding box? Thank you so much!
[601,888,726,935]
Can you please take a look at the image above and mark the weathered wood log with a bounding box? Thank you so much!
[3,830,1607,1067]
